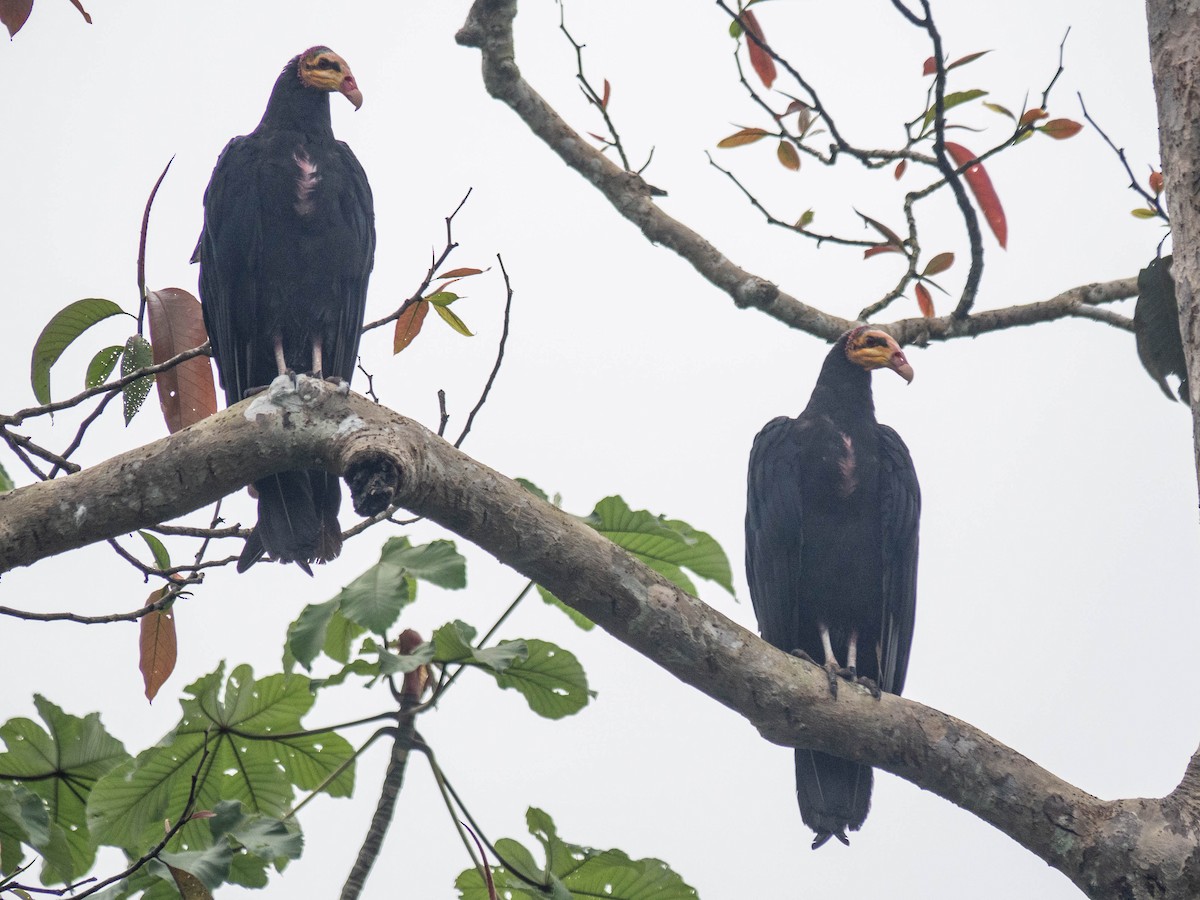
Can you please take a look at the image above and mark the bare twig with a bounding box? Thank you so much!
[454,255,515,449]
[1080,93,1168,221]
[559,4,633,171]
[136,156,175,336]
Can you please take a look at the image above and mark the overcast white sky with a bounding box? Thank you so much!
[1,1,1193,898]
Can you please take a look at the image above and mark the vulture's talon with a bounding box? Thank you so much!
[856,675,882,699]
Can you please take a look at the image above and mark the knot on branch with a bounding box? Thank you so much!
[345,451,401,517]
[734,277,780,310]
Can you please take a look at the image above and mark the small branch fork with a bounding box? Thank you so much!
[458,0,1135,349]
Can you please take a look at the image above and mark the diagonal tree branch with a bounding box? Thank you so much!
[455,0,1138,347]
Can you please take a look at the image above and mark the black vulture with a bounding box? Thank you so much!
[193,46,375,573]
[745,326,920,848]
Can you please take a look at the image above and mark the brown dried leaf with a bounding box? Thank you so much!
[894,160,907,180]
[922,252,955,276]
[601,78,611,110]
[1019,107,1048,127]
[717,127,771,148]
[146,287,217,433]
[947,50,991,71]
[741,9,776,89]
[922,56,937,76]
[65,0,90,23]
[1149,170,1164,195]
[1,0,33,36]
[435,267,484,280]
[776,140,800,171]
[166,864,212,900]
[915,283,935,318]
[140,588,177,703]
[393,300,430,354]
[1039,118,1083,140]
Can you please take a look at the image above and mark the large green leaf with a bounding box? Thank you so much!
[285,598,342,670]
[385,538,467,589]
[0,696,129,884]
[455,807,698,900]
[493,640,590,720]
[30,298,125,404]
[586,496,734,596]
[0,783,51,875]
[87,665,351,854]
[432,621,527,675]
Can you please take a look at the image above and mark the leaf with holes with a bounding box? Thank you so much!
[1039,118,1083,140]
[922,252,955,277]
[740,8,775,88]
[30,298,125,404]
[121,334,155,425]
[146,287,216,433]
[492,640,591,719]
[0,696,129,883]
[717,127,770,148]
[944,142,1007,248]
[140,587,177,703]
[455,807,699,899]
[776,140,800,171]
[915,283,935,318]
[393,300,429,354]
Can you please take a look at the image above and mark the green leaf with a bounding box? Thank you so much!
[138,531,171,570]
[0,462,12,493]
[157,841,233,892]
[208,800,303,865]
[434,303,474,337]
[920,88,988,132]
[30,298,125,404]
[425,291,459,307]
[0,784,51,875]
[1132,207,1159,219]
[121,334,155,425]
[796,209,815,229]
[728,18,742,38]
[432,621,528,675]
[455,807,698,900]
[85,344,123,389]
[536,584,596,631]
[983,101,1015,120]
[0,696,129,884]
[312,658,380,689]
[493,640,590,719]
[377,642,435,677]
[384,538,467,589]
[87,664,351,854]
[285,598,341,671]
[586,496,734,596]
[336,537,417,634]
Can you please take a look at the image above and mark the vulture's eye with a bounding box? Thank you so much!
[316,57,341,72]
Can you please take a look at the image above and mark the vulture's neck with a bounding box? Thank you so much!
[255,65,334,138]
[803,342,876,421]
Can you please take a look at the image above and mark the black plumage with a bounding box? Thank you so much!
[194,47,375,573]
[745,326,920,849]
[1134,255,1189,405]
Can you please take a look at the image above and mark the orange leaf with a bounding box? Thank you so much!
[894,160,907,180]
[944,142,1007,249]
[1149,170,1164,195]
[717,127,771,148]
[947,50,991,71]
[922,252,955,276]
[915,283,935,318]
[741,9,776,89]
[1,0,33,36]
[140,588,177,703]
[601,79,611,110]
[393,300,430,354]
[1018,107,1048,127]
[777,140,800,171]
[863,244,904,260]
[436,267,484,280]
[922,56,937,76]
[1039,118,1083,140]
[146,287,217,433]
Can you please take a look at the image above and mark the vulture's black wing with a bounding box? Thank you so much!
[324,140,375,382]
[877,423,920,694]
[745,415,805,651]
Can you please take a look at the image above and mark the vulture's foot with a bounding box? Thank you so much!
[855,674,882,699]
[811,828,850,850]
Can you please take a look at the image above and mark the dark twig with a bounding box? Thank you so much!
[136,156,175,336]
[1041,30,1071,109]
[355,358,380,403]
[454,255,515,449]
[361,191,473,334]
[1,429,63,479]
[559,4,633,171]
[1079,93,1168,222]
[0,581,187,624]
[47,388,120,478]
[437,389,450,437]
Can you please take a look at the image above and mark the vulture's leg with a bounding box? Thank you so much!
[311,338,324,380]
[819,624,844,698]
[274,335,288,376]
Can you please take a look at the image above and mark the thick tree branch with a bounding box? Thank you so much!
[455,0,1137,348]
[2,378,1194,896]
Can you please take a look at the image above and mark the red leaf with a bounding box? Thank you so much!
[717,127,771,148]
[776,140,800,171]
[922,252,955,276]
[1018,107,1048,127]
[864,244,904,259]
[140,588,177,703]
[393,300,430,354]
[915,283,935,318]
[436,267,484,280]
[146,287,218,433]
[741,9,776,89]
[944,142,1007,249]
[66,0,91,23]
[857,210,904,245]
[947,50,991,71]
[922,56,937,76]
[783,99,809,117]
[1150,170,1164,195]
[601,79,611,110]
[1039,118,1083,140]
[1,0,33,36]
[894,160,907,180]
